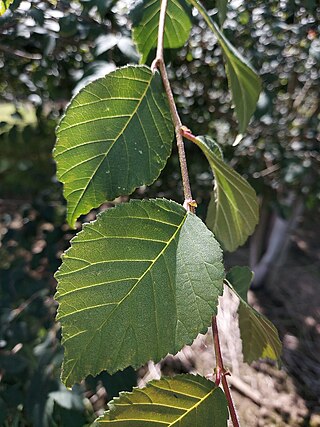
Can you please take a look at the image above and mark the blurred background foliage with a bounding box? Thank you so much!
[0,0,319,425]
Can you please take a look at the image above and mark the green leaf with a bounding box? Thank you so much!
[188,0,261,134]
[54,66,173,228]
[193,135,259,252]
[0,0,13,15]
[55,199,224,386]
[131,0,192,64]
[226,267,282,364]
[96,374,228,426]
[226,266,253,303]
[216,0,228,25]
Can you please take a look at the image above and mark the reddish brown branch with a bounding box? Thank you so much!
[212,316,240,427]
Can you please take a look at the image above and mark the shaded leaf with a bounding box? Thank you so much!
[226,266,253,302]
[131,0,192,64]
[96,374,228,426]
[238,303,282,364]
[217,0,228,25]
[226,268,282,364]
[194,135,259,252]
[0,0,13,15]
[188,0,261,134]
[55,199,224,386]
[54,65,173,228]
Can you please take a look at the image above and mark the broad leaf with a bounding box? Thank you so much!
[96,374,228,426]
[193,135,259,252]
[226,267,282,364]
[0,0,13,15]
[131,0,192,64]
[54,66,173,228]
[56,199,224,386]
[188,0,261,134]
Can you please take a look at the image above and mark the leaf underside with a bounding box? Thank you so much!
[194,136,259,252]
[226,266,282,364]
[131,0,192,64]
[56,199,224,386]
[96,374,228,426]
[54,65,174,228]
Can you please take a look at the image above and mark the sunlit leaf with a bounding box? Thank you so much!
[96,374,228,426]
[193,135,259,252]
[56,199,224,386]
[131,0,192,64]
[54,65,173,228]
[226,266,282,364]
[0,0,14,15]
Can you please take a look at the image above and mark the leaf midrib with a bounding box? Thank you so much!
[205,149,258,248]
[59,69,154,224]
[65,209,188,379]
[95,211,187,327]
[169,385,216,426]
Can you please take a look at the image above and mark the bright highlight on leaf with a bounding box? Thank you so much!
[54,65,174,228]
[0,0,13,15]
[226,266,282,364]
[193,135,259,252]
[188,0,261,134]
[96,374,228,426]
[55,199,224,386]
[131,0,192,64]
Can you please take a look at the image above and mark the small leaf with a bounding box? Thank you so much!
[193,135,259,252]
[96,374,228,426]
[55,199,224,386]
[216,0,228,25]
[188,0,261,134]
[226,266,253,303]
[131,0,192,64]
[226,268,282,364]
[0,0,13,15]
[54,65,174,228]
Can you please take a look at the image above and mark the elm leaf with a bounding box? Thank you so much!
[188,0,261,134]
[96,374,228,426]
[131,0,192,64]
[193,135,259,252]
[55,199,224,386]
[226,266,282,364]
[54,65,173,228]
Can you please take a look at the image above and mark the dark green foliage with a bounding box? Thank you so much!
[56,199,224,385]
[0,192,95,426]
